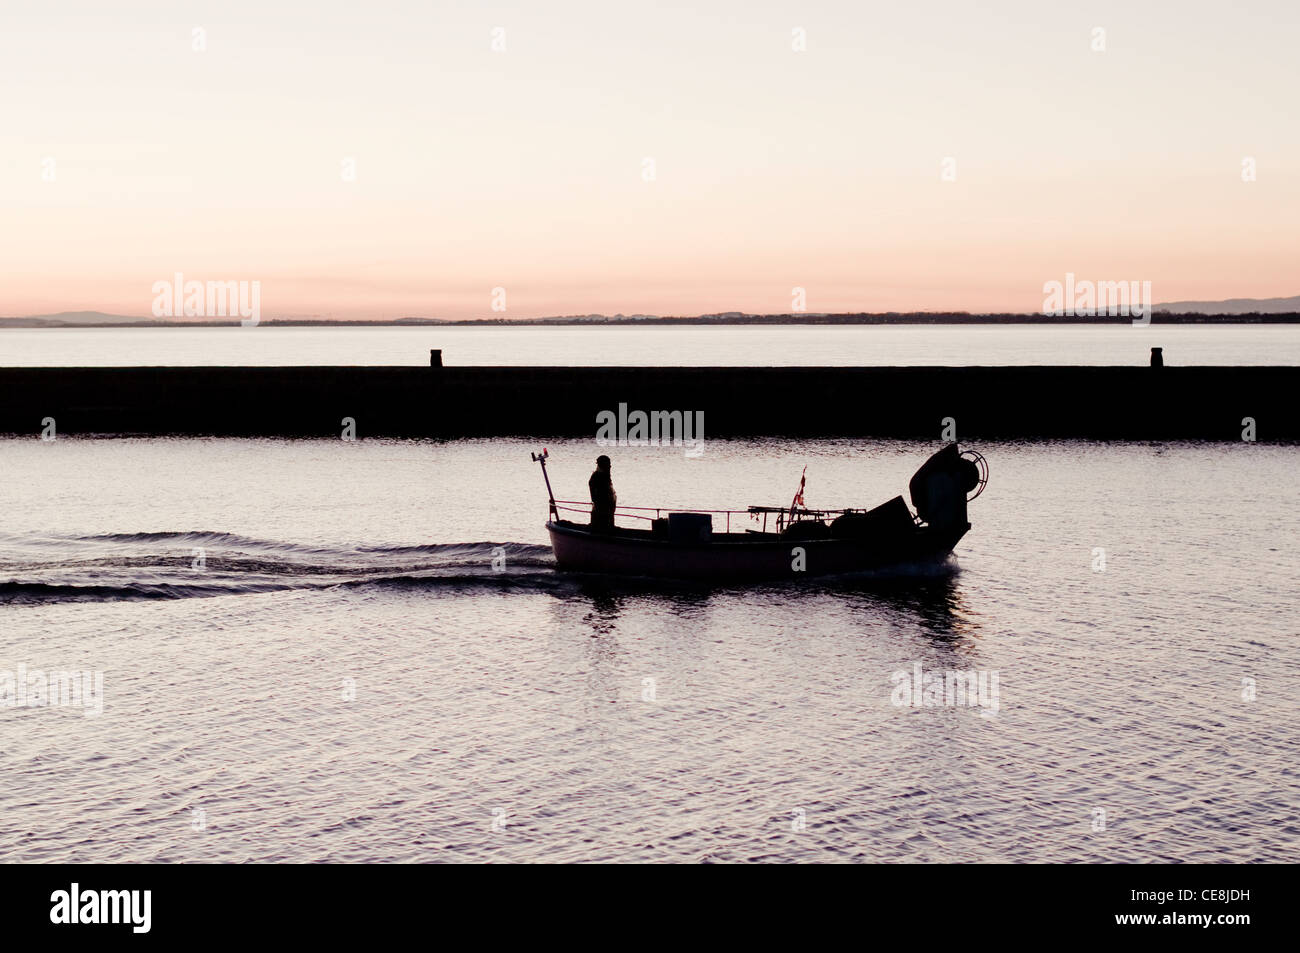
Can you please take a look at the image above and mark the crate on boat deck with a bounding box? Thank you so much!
[782,519,831,540]
[667,512,712,543]
[651,518,669,538]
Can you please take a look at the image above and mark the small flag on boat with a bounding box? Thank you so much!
[788,466,806,522]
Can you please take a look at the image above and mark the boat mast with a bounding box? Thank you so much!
[531,448,557,520]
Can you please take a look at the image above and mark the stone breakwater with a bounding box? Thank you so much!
[0,365,1293,440]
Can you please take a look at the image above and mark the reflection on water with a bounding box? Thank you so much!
[821,573,978,643]
[577,584,625,638]
[566,567,976,644]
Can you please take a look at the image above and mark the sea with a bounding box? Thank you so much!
[0,325,1296,862]
[2,322,1300,366]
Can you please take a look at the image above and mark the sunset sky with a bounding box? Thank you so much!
[2,0,1297,320]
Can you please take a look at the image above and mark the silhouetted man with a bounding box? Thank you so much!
[589,455,616,532]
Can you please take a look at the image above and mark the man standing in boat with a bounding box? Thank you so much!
[589,455,617,532]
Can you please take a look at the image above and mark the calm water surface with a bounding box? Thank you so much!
[1,437,1296,862]
[3,324,1299,366]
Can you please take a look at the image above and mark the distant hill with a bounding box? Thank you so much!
[1153,295,1300,315]
[0,311,151,327]
[3,299,1299,327]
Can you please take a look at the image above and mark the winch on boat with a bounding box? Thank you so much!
[531,444,988,582]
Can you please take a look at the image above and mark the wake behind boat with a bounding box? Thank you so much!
[533,445,988,581]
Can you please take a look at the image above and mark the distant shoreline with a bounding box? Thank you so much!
[4,312,1300,329]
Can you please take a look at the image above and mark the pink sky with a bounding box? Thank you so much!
[2,1,1297,319]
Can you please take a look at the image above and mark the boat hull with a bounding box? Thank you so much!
[546,520,968,582]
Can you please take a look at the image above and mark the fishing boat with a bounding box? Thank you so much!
[532,444,988,581]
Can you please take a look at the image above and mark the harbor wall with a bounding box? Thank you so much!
[0,366,1293,440]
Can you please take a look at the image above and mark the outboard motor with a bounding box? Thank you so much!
[909,443,986,530]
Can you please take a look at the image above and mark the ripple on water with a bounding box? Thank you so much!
[0,439,1296,862]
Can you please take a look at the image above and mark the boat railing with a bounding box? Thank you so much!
[553,499,851,534]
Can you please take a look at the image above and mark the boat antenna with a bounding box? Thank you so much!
[531,448,557,520]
